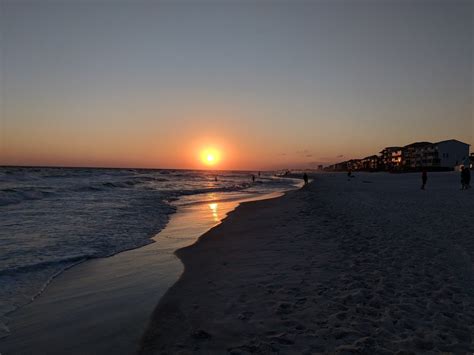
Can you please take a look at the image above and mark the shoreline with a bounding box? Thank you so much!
[140,186,307,353]
[0,187,294,354]
[140,172,474,353]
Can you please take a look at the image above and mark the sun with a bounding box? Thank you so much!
[200,148,221,166]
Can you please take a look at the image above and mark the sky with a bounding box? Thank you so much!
[1,0,472,170]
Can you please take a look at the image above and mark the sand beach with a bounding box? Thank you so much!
[140,172,474,354]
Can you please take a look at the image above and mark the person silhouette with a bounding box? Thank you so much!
[461,166,470,190]
[303,172,308,185]
[421,170,427,190]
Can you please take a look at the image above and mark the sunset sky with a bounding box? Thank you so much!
[1,0,472,170]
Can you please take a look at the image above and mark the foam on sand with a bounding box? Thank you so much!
[140,172,474,353]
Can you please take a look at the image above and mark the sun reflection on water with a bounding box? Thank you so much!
[209,202,219,222]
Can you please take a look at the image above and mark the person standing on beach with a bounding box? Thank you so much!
[303,172,308,185]
[421,170,427,190]
[461,166,471,190]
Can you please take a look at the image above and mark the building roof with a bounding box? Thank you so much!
[404,141,433,148]
[363,155,379,160]
[435,139,470,146]
[379,146,402,153]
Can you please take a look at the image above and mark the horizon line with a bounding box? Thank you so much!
[0,164,278,173]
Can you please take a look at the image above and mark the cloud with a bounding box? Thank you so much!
[295,149,314,158]
[319,156,341,161]
[295,149,310,154]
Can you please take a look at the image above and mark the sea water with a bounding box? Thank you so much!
[0,167,297,337]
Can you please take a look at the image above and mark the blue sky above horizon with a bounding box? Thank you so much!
[1,0,472,169]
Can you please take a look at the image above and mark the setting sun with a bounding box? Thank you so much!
[200,148,221,167]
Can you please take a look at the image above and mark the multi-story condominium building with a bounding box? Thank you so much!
[379,147,403,170]
[361,155,380,171]
[402,140,470,169]
[326,139,470,172]
[402,142,433,169]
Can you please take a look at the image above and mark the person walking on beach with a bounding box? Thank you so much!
[303,172,308,185]
[251,174,255,183]
[421,170,427,190]
[461,166,471,190]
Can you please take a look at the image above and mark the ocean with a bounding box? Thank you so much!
[0,167,298,337]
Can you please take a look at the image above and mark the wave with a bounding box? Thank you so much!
[100,176,170,189]
[0,255,88,277]
[73,185,103,192]
[0,255,90,339]
[0,188,54,207]
[169,182,253,198]
[133,176,169,182]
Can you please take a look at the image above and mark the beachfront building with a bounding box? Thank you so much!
[401,140,470,170]
[326,138,470,172]
[361,155,380,171]
[379,147,403,171]
[347,159,362,171]
[435,139,470,168]
[334,161,349,171]
[402,142,434,169]
[325,160,358,171]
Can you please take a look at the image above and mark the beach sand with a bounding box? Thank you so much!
[140,172,474,354]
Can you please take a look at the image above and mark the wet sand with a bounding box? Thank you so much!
[140,172,474,354]
[0,191,285,355]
